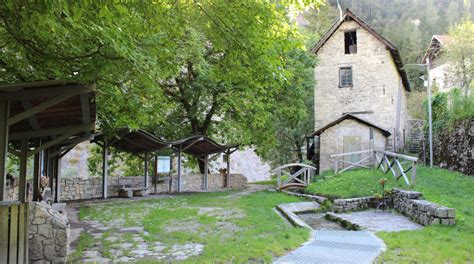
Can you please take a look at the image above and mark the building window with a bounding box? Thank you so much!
[339,67,353,87]
[344,31,357,54]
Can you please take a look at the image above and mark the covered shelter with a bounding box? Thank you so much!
[170,136,238,192]
[92,128,170,198]
[0,80,96,262]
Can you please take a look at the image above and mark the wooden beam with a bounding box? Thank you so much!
[177,146,182,192]
[8,89,86,126]
[9,123,95,141]
[21,100,40,130]
[33,139,42,201]
[154,154,158,194]
[27,130,79,158]
[18,138,28,203]
[79,93,91,124]
[48,135,93,158]
[102,144,108,199]
[0,83,95,101]
[226,150,230,187]
[144,153,149,189]
[203,155,208,190]
[54,157,61,203]
[0,100,9,201]
[181,137,204,152]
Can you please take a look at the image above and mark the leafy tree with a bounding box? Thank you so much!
[446,19,474,97]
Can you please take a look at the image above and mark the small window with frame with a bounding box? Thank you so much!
[339,67,353,87]
[344,31,357,54]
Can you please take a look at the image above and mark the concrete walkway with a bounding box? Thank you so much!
[274,230,385,264]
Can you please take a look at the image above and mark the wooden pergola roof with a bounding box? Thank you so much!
[170,136,238,156]
[1,80,96,157]
[92,128,170,155]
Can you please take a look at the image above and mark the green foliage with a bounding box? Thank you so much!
[78,190,310,263]
[447,18,474,96]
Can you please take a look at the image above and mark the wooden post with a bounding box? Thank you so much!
[54,157,61,203]
[411,161,417,185]
[0,100,9,201]
[48,149,54,198]
[19,138,28,202]
[203,155,208,190]
[144,152,149,189]
[277,170,281,189]
[226,150,231,187]
[102,144,108,199]
[154,154,158,194]
[334,157,338,175]
[33,139,42,201]
[177,146,182,192]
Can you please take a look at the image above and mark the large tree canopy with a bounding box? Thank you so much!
[0,1,320,162]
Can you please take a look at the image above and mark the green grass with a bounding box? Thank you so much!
[68,232,94,262]
[78,190,310,263]
[306,166,474,263]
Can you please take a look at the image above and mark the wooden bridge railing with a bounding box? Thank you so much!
[271,163,317,190]
[330,150,418,186]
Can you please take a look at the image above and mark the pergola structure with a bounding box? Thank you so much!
[92,128,170,198]
[0,80,96,262]
[170,136,238,192]
[0,80,96,202]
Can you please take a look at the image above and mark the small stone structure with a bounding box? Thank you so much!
[392,188,455,225]
[5,173,247,201]
[29,202,69,263]
[333,196,380,213]
[329,189,455,226]
[281,190,327,203]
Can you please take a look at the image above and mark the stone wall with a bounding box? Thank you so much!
[319,119,388,172]
[29,202,69,263]
[392,189,455,226]
[433,118,473,176]
[332,196,379,213]
[314,20,409,139]
[329,189,455,226]
[5,173,247,201]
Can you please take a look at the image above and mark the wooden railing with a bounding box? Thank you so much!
[271,163,317,190]
[0,202,29,263]
[331,150,418,186]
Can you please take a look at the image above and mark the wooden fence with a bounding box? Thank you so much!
[0,202,29,264]
[331,150,418,186]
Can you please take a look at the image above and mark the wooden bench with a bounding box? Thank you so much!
[118,187,149,198]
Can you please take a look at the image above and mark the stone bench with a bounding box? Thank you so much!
[118,187,149,198]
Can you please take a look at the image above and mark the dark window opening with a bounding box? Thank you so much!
[339,67,353,87]
[344,31,357,54]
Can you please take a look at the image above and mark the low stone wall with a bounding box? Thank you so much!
[329,189,456,226]
[29,202,69,263]
[281,190,328,204]
[332,197,379,213]
[5,173,247,201]
[392,189,456,226]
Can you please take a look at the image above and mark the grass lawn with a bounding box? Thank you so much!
[74,190,310,263]
[306,166,474,263]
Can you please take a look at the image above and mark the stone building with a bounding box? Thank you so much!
[309,10,411,173]
[422,35,453,92]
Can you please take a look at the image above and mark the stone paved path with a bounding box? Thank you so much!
[274,230,385,264]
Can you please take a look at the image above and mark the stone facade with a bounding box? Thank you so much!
[392,188,456,226]
[29,202,69,263]
[314,20,409,134]
[319,119,388,172]
[5,174,247,201]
